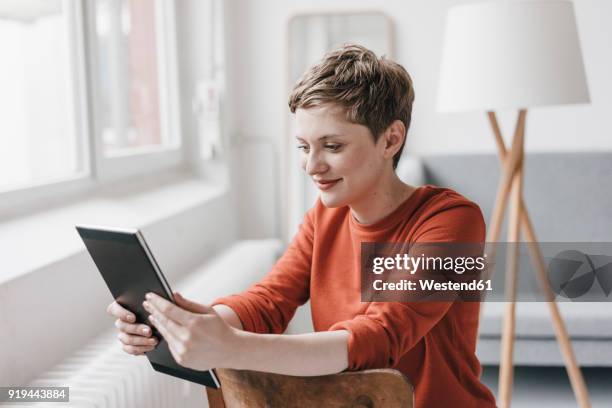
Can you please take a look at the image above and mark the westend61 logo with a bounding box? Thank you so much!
[548,250,612,299]
[360,242,612,302]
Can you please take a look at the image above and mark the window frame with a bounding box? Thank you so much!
[0,0,186,218]
[0,0,93,218]
[85,0,184,183]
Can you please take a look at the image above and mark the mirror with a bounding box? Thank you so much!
[281,12,394,241]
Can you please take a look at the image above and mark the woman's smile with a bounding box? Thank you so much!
[314,178,342,191]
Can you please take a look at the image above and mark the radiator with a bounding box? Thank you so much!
[21,331,207,408]
[11,240,282,408]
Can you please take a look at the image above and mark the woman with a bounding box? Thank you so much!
[108,44,496,407]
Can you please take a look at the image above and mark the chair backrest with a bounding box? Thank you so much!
[206,368,414,408]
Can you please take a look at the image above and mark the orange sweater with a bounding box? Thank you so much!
[214,185,496,407]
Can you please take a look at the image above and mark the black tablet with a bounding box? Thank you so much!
[76,224,220,389]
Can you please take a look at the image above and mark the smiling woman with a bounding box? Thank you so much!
[108,44,496,407]
[293,104,410,221]
[283,12,395,241]
[288,44,414,221]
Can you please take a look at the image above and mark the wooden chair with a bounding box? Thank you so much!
[205,368,414,408]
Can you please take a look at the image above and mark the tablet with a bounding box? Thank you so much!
[76,224,220,389]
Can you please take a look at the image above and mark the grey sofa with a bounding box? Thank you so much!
[417,152,612,366]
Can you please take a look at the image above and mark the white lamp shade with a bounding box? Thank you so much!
[437,0,590,112]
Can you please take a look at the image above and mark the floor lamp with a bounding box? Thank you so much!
[437,1,591,407]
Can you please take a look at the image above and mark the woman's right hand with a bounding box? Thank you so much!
[107,301,158,355]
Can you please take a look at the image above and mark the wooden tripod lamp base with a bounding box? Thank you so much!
[485,110,591,408]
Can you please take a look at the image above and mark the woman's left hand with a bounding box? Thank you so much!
[142,291,241,371]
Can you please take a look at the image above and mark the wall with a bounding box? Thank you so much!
[221,0,612,238]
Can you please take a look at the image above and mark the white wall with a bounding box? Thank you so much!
[220,0,612,238]
[175,0,280,240]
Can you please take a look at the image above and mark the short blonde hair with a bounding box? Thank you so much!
[288,43,415,169]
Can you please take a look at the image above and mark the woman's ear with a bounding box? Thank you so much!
[383,120,406,159]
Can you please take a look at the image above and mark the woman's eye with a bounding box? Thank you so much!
[297,145,309,152]
[325,144,342,151]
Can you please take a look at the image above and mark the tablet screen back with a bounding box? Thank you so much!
[76,225,220,388]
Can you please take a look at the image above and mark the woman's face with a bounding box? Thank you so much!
[295,105,388,209]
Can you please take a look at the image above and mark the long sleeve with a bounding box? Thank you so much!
[212,209,314,334]
[328,203,486,370]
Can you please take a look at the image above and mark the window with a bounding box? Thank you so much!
[0,0,88,193]
[89,0,182,181]
[93,0,179,155]
[0,0,183,213]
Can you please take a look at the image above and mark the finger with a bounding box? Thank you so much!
[145,292,193,325]
[115,319,153,337]
[107,301,136,322]
[173,292,214,314]
[147,312,182,346]
[118,332,158,347]
[122,344,157,356]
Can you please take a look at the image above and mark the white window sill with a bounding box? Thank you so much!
[0,170,240,386]
[0,171,228,286]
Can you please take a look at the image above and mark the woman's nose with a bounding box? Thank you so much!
[305,151,328,175]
